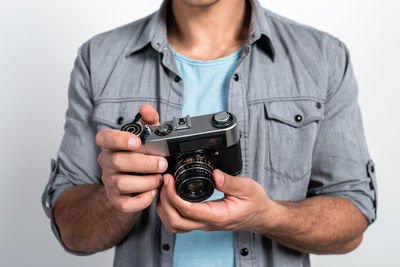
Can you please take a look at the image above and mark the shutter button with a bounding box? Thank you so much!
[240,248,249,256]
[212,112,233,128]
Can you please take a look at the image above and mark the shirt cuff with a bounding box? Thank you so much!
[41,159,95,256]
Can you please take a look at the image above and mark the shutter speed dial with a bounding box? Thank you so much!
[155,123,173,136]
[212,112,233,128]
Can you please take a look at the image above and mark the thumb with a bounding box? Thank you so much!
[214,169,246,196]
[139,104,160,127]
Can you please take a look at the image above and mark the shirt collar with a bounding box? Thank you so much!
[125,0,275,61]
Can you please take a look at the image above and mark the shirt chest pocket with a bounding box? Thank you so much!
[92,100,156,131]
[264,99,324,182]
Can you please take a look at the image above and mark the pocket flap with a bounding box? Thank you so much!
[264,99,324,127]
[92,100,150,129]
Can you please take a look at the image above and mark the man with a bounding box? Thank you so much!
[41,0,377,266]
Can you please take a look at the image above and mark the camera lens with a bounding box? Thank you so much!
[187,180,205,192]
[174,151,215,202]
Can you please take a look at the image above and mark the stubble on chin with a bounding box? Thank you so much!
[176,0,220,8]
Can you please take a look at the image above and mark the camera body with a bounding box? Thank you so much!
[120,111,242,202]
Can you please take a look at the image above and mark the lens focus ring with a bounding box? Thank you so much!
[173,152,216,202]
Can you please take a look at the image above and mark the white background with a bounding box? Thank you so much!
[1,0,399,266]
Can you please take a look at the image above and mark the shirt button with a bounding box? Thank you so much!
[294,114,303,122]
[370,165,375,173]
[316,102,322,109]
[240,247,249,256]
[51,161,57,172]
[162,244,170,251]
[233,73,239,81]
[174,76,181,82]
[117,116,124,125]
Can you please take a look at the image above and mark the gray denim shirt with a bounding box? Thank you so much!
[41,0,377,266]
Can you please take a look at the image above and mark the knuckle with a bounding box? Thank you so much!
[151,176,159,188]
[114,177,126,192]
[95,131,103,146]
[138,193,154,209]
[169,219,180,230]
[178,207,191,218]
[97,152,104,166]
[104,187,113,201]
[118,200,131,213]
[103,172,116,186]
[111,153,122,168]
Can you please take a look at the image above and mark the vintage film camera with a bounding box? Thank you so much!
[120,111,242,202]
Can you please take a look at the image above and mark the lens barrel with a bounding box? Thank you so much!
[174,151,215,202]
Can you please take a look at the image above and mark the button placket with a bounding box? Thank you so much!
[235,231,253,266]
[160,48,184,122]
[159,223,174,267]
[228,48,250,178]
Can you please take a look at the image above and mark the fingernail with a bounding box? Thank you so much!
[152,189,157,196]
[163,175,169,186]
[157,175,163,187]
[159,158,168,172]
[128,137,139,149]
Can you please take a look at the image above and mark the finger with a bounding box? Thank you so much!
[157,192,190,233]
[164,174,228,224]
[213,169,251,197]
[100,151,168,173]
[107,187,157,213]
[111,173,163,194]
[95,129,141,151]
[156,201,190,234]
[139,104,160,127]
[163,174,192,210]
[158,182,211,232]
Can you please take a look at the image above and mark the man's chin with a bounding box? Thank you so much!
[178,0,220,8]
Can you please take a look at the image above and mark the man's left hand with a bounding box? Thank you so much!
[156,169,282,233]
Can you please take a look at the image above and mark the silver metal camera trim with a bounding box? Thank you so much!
[141,113,240,157]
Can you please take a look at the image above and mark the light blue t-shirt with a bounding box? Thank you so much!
[172,47,243,267]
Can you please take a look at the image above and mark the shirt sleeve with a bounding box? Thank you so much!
[41,41,102,254]
[307,40,377,225]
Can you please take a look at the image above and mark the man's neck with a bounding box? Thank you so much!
[167,0,250,60]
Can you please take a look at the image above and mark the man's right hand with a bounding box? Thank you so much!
[95,104,167,213]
